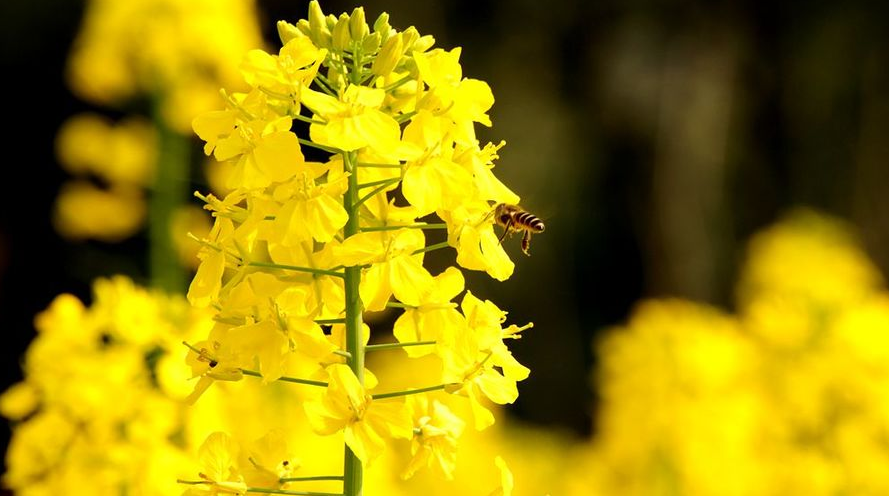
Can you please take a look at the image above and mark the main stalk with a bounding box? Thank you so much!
[342,150,364,496]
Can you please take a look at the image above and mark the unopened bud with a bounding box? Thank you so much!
[373,12,391,42]
[295,19,312,37]
[332,14,352,51]
[412,34,436,54]
[327,65,345,90]
[372,33,403,77]
[325,14,338,33]
[362,32,381,54]
[277,20,302,45]
[308,1,327,41]
[349,7,369,41]
[401,27,419,53]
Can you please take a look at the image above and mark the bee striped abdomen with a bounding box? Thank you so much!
[514,211,545,233]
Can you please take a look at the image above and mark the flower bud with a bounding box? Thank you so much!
[327,65,345,90]
[296,19,312,37]
[374,12,391,42]
[412,35,436,54]
[349,7,369,41]
[401,27,419,54]
[372,34,403,77]
[332,13,352,51]
[277,20,301,45]
[362,32,381,54]
[308,1,328,41]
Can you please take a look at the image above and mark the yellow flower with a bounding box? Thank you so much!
[461,291,530,383]
[66,0,263,131]
[0,382,39,421]
[304,364,411,464]
[240,37,327,114]
[413,47,495,145]
[238,430,298,489]
[441,328,520,431]
[185,432,248,495]
[270,169,349,245]
[393,267,465,358]
[193,91,306,190]
[441,201,514,281]
[334,229,434,310]
[184,334,247,405]
[401,111,474,215]
[55,113,156,186]
[488,456,514,496]
[187,217,233,307]
[301,84,403,154]
[53,181,146,241]
[402,395,465,480]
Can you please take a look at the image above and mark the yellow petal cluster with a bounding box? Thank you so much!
[1,277,213,495]
[67,0,263,132]
[584,210,889,496]
[185,1,532,489]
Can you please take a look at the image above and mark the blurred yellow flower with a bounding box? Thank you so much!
[304,364,412,464]
[56,113,156,185]
[53,181,146,241]
[67,0,263,132]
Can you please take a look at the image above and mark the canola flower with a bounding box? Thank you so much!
[52,0,262,294]
[183,3,530,495]
[0,277,213,495]
[583,210,889,496]
[66,0,263,133]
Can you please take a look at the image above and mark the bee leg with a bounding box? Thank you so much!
[497,219,513,245]
[521,230,532,256]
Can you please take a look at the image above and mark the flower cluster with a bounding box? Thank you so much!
[0,277,212,495]
[54,0,261,245]
[583,210,889,496]
[183,2,530,494]
[67,0,263,132]
[53,114,156,241]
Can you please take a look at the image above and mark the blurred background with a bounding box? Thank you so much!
[3,0,889,494]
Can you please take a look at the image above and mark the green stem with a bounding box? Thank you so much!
[240,369,328,388]
[247,261,344,279]
[298,137,341,155]
[279,476,344,483]
[292,113,327,126]
[394,111,417,124]
[357,178,401,189]
[315,318,346,325]
[365,341,436,352]
[313,74,338,96]
[246,488,341,496]
[359,223,446,232]
[382,74,412,92]
[342,150,364,496]
[356,162,402,168]
[411,241,451,256]
[149,95,188,293]
[371,383,451,400]
[354,178,401,209]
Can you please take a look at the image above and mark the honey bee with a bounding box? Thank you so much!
[493,203,545,256]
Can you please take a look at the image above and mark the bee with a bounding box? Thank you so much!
[493,203,545,256]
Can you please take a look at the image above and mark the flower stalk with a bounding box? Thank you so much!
[149,95,189,293]
[342,150,364,496]
[182,3,534,494]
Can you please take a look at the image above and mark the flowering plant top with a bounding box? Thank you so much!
[182,3,531,495]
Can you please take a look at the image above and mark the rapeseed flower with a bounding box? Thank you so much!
[186,3,533,494]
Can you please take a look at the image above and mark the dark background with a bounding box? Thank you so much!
[3,0,889,476]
